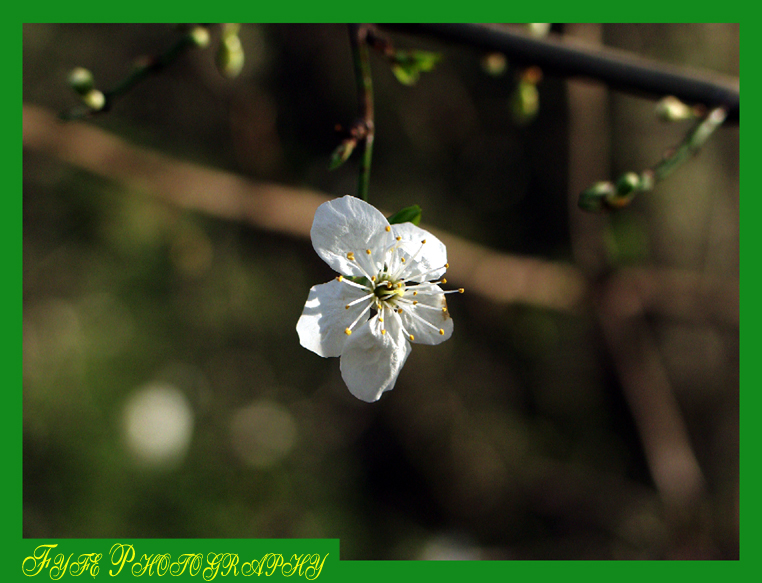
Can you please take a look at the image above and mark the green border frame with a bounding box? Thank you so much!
[14,7,748,582]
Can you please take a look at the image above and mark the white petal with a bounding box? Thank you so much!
[311,196,392,278]
[296,279,372,358]
[391,223,447,282]
[340,315,411,402]
[398,286,453,345]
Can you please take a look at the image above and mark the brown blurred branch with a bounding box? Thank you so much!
[598,279,707,512]
[22,103,738,327]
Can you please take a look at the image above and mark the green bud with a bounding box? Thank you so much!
[510,81,539,125]
[578,181,615,213]
[329,139,356,170]
[526,23,551,37]
[216,34,244,78]
[481,52,508,76]
[655,96,695,122]
[221,23,241,39]
[68,67,94,95]
[82,89,105,111]
[387,205,422,226]
[188,26,210,48]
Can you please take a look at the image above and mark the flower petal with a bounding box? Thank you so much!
[390,223,447,282]
[399,285,453,345]
[340,315,411,402]
[311,195,392,278]
[296,279,372,358]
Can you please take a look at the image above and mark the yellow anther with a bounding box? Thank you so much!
[397,308,403,313]
[381,329,387,335]
[413,301,418,305]
[396,282,403,288]
[413,291,418,296]
[459,288,465,293]
[379,317,384,323]
[344,328,352,335]
[442,307,448,313]
[347,252,355,260]
[441,278,447,284]
[385,225,391,232]
[371,276,376,281]
[366,249,372,255]
[400,257,406,263]
[396,236,401,241]
[408,334,415,341]
[345,305,350,310]
[439,329,445,335]
[422,239,427,244]
[386,282,393,289]
[336,275,343,282]
[445,263,449,268]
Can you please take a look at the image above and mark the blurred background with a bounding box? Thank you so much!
[22,24,739,559]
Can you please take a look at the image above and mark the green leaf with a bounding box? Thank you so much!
[389,51,441,86]
[328,139,356,170]
[387,205,422,226]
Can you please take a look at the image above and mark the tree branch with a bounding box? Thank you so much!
[382,24,739,123]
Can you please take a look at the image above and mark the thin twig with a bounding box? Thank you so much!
[579,106,728,212]
[60,25,210,121]
[348,24,375,202]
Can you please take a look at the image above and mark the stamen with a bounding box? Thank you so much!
[366,249,372,255]
[337,277,372,291]
[398,297,445,312]
[385,225,391,232]
[345,293,374,309]
[402,302,445,335]
[392,238,427,280]
[347,252,355,260]
[393,309,415,343]
[439,329,445,335]
[344,300,374,335]
[404,263,448,282]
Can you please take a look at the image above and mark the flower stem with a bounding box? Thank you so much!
[349,24,375,202]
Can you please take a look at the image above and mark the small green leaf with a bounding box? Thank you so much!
[387,205,422,226]
[389,51,441,86]
[329,139,356,170]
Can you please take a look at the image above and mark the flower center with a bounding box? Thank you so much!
[337,228,464,338]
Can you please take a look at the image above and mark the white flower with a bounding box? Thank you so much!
[296,196,461,402]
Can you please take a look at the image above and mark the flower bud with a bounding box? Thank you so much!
[481,52,507,76]
[655,96,696,121]
[68,67,94,95]
[187,25,210,48]
[82,89,106,111]
[216,33,244,78]
[578,181,615,213]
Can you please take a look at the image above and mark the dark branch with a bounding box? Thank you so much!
[382,24,739,123]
